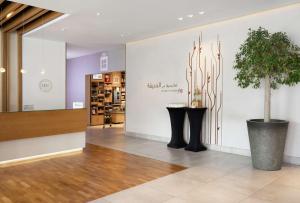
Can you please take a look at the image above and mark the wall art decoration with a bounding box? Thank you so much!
[39,79,53,93]
[186,33,224,145]
[93,74,103,80]
[146,82,184,94]
[100,53,108,71]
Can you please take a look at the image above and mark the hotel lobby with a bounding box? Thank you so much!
[1,0,300,202]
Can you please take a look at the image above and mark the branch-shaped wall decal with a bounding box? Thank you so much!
[186,33,223,145]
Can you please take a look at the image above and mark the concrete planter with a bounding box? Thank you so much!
[247,119,289,171]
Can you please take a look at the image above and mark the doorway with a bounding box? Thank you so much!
[86,71,126,129]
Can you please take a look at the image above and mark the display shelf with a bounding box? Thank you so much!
[87,71,126,127]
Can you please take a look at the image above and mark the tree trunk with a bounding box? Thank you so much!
[264,75,271,122]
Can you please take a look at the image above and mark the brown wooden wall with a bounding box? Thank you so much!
[0,109,87,142]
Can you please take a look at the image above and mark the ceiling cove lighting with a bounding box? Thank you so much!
[6,11,14,19]
[199,11,205,15]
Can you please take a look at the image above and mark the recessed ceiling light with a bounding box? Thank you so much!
[187,14,194,18]
[199,11,205,15]
[61,28,66,31]
[6,12,13,18]
[96,12,101,16]
[178,17,183,21]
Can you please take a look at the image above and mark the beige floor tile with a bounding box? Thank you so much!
[272,166,300,189]
[210,166,285,196]
[229,167,283,183]
[240,197,271,203]
[163,197,188,203]
[208,176,265,196]
[252,183,300,203]
[146,173,206,197]
[179,183,248,203]
[173,166,230,183]
[89,198,111,203]
[103,184,173,203]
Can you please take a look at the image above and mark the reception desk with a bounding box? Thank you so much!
[0,109,87,164]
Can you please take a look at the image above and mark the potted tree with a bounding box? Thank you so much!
[234,27,300,171]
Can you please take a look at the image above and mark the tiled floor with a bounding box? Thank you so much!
[87,126,300,203]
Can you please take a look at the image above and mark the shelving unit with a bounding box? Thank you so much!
[90,79,105,125]
[87,71,126,126]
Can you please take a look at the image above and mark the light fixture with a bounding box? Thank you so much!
[0,67,6,73]
[199,11,205,15]
[61,28,66,31]
[40,69,46,75]
[178,17,184,21]
[96,12,101,16]
[187,14,194,18]
[20,69,27,74]
[120,33,130,38]
[6,11,13,19]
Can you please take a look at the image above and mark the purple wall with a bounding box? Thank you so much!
[66,48,125,109]
[66,53,100,109]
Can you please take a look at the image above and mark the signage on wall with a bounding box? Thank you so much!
[146,82,183,94]
[93,74,103,80]
[39,79,53,93]
[73,102,84,109]
[100,53,108,71]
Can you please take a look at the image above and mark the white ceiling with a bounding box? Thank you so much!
[66,44,124,59]
[12,0,300,58]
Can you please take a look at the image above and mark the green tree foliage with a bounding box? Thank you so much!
[234,27,300,89]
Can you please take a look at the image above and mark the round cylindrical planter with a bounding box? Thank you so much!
[166,107,187,148]
[247,119,289,171]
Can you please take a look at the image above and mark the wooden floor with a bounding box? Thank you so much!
[0,144,185,203]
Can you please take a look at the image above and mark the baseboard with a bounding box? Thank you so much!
[204,144,300,165]
[284,155,300,165]
[125,131,300,165]
[125,131,169,143]
[206,144,251,157]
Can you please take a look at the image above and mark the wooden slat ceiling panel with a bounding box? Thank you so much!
[0,0,63,34]
[0,2,22,21]
[20,11,63,34]
[3,8,46,32]
[0,4,28,24]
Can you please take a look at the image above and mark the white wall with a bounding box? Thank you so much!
[22,37,66,111]
[126,4,300,162]
[107,46,126,72]
[0,132,85,162]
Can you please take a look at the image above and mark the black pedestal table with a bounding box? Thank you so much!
[166,107,187,148]
[185,108,207,152]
